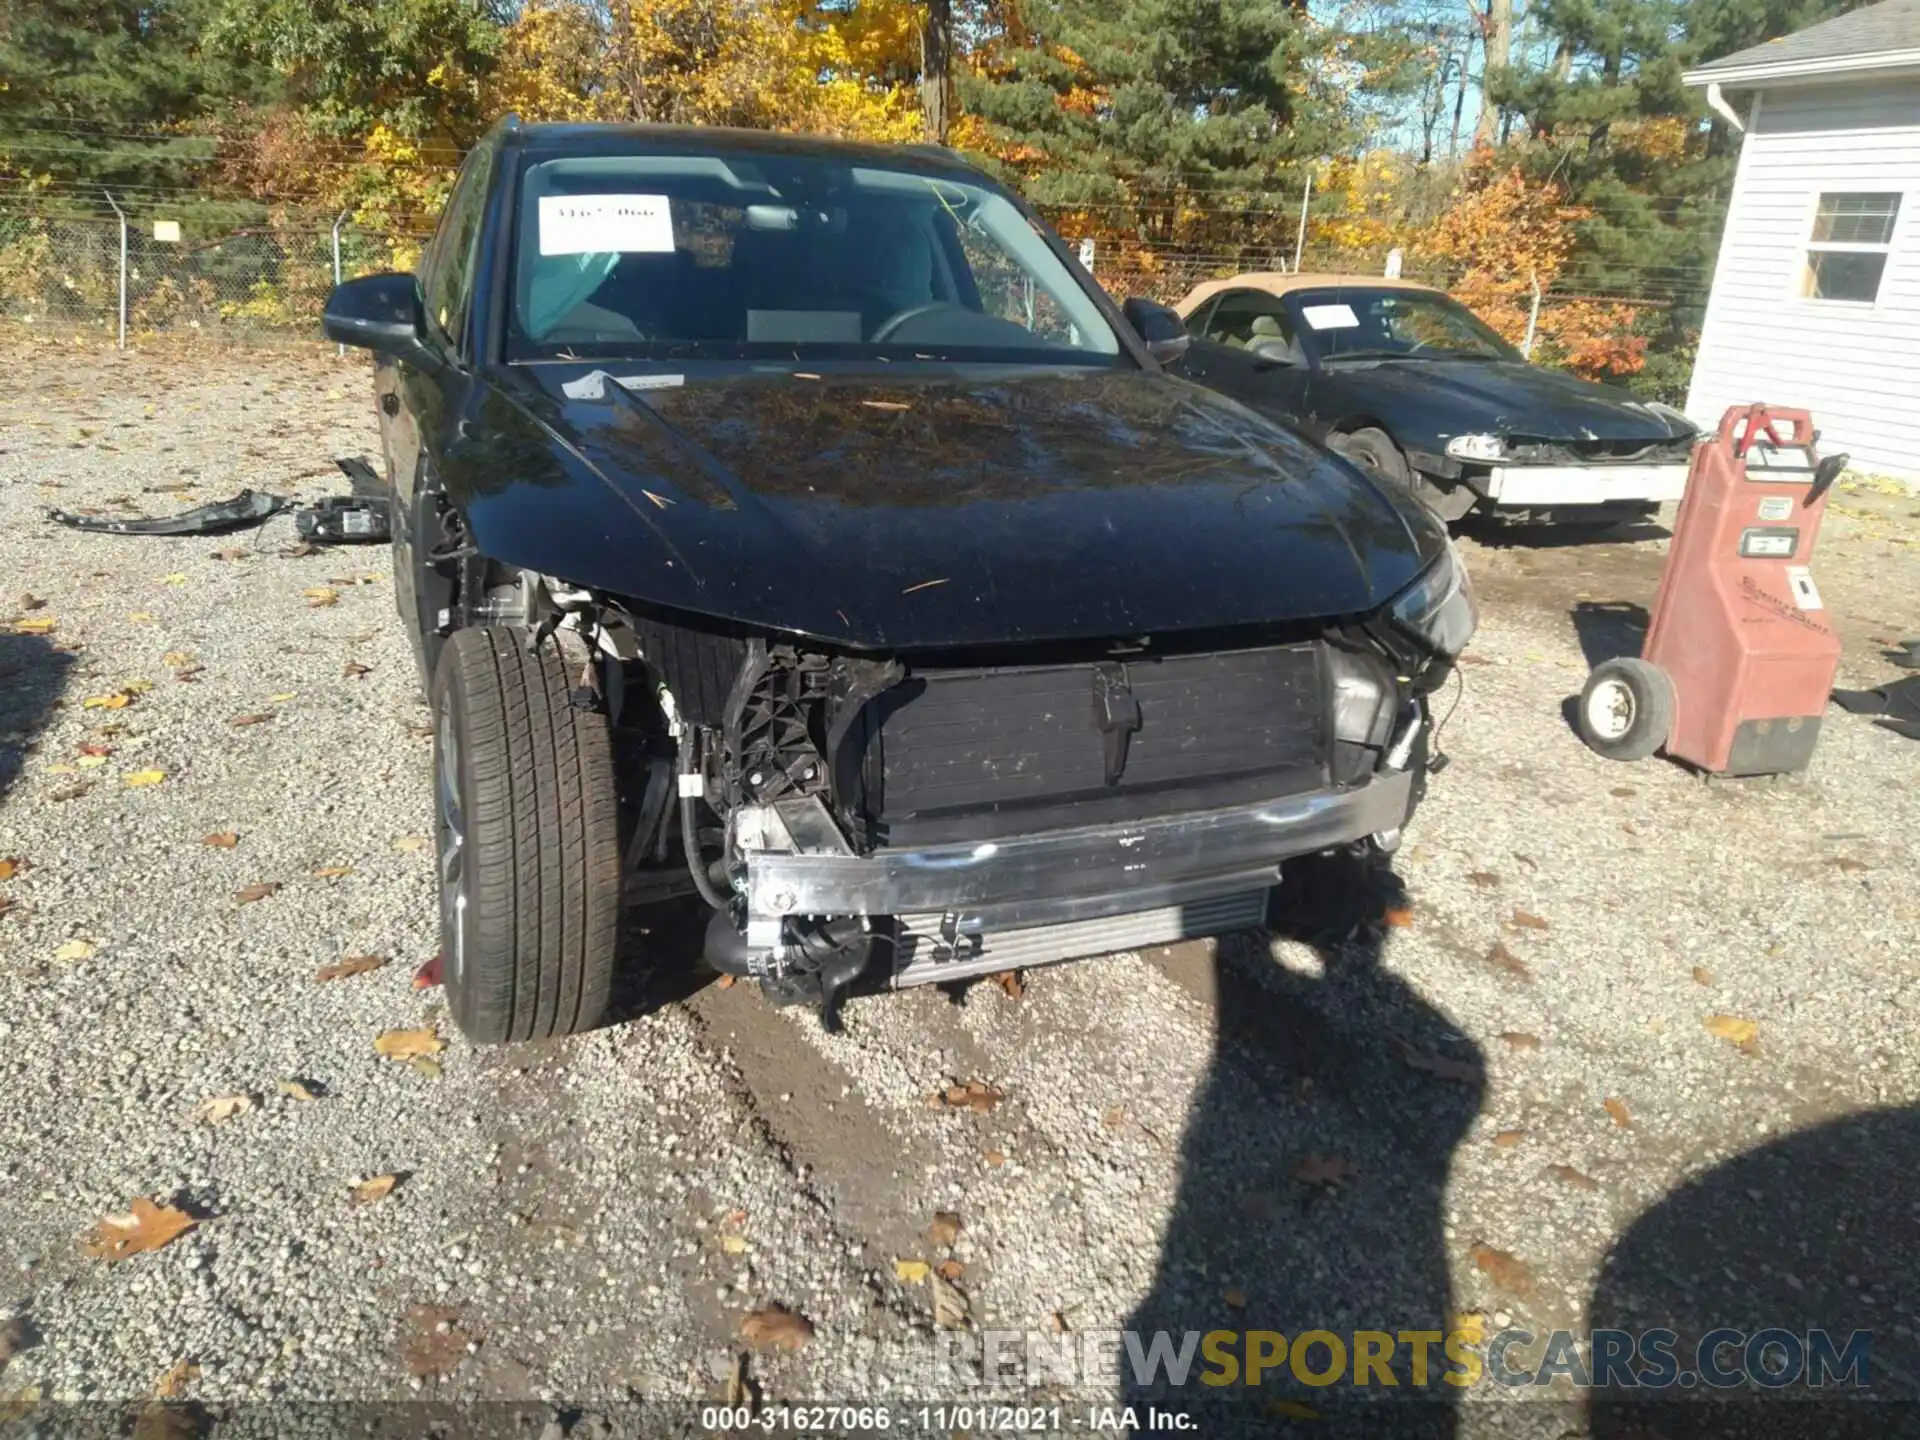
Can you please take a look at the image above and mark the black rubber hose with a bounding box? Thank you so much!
[680,740,732,913]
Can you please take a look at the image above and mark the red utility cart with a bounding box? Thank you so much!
[1577,404,1846,775]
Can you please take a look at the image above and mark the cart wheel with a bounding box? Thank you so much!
[1578,658,1674,761]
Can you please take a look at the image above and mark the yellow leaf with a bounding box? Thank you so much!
[276,1079,317,1102]
[161,650,194,667]
[720,1234,749,1255]
[79,1197,197,1262]
[162,573,189,586]
[122,678,153,694]
[128,612,156,623]
[201,832,240,848]
[894,1258,931,1283]
[193,1094,253,1126]
[153,1359,199,1399]
[46,763,78,775]
[374,1027,444,1060]
[1704,1014,1759,1050]
[12,616,57,634]
[350,1173,398,1205]
[312,865,354,879]
[393,835,429,853]
[54,939,97,962]
[268,692,298,703]
[124,769,167,787]
[83,693,131,710]
[76,755,107,769]
[303,587,339,608]
[407,1054,443,1079]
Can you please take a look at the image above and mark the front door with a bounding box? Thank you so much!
[1173,288,1314,432]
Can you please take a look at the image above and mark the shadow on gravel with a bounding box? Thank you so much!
[604,897,718,1026]
[0,630,74,808]
[1570,599,1652,669]
[1125,851,1483,1436]
[1588,1105,1920,1440]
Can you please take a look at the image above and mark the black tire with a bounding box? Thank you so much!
[1329,426,1412,485]
[432,626,622,1043]
[1577,657,1674,762]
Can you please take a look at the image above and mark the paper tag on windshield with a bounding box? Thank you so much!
[539,194,675,256]
[1301,303,1360,330]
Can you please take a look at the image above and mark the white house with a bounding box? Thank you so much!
[1684,0,1920,482]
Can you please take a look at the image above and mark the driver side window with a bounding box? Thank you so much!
[1199,290,1299,358]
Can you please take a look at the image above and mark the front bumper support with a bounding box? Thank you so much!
[1482,462,1689,507]
[743,771,1414,931]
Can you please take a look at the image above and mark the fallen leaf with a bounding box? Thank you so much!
[303,587,339,608]
[931,1079,1005,1113]
[407,1055,443,1079]
[276,1079,317,1102]
[200,832,240,848]
[894,1258,931,1283]
[161,573,189,587]
[343,662,372,679]
[719,1234,749,1256]
[1830,856,1869,874]
[990,969,1024,1000]
[1049,1311,1068,1334]
[1222,1285,1248,1309]
[983,1149,1005,1167]
[1470,1243,1535,1297]
[1383,905,1415,928]
[152,1359,199,1399]
[1293,1153,1359,1188]
[1547,1164,1600,1193]
[740,1304,813,1351]
[124,769,167,787]
[235,882,280,904]
[211,548,247,561]
[1467,871,1501,888]
[1509,910,1550,932]
[1610,786,1637,798]
[79,1197,197,1262]
[927,1210,962,1248]
[393,835,429,853]
[0,858,22,880]
[76,755,107,770]
[127,612,156,623]
[1101,1103,1128,1129]
[268,692,297,703]
[82,693,131,710]
[49,783,92,801]
[53,939,97,962]
[161,651,194,668]
[1704,1014,1760,1052]
[374,1027,443,1060]
[11,616,57,635]
[1491,1128,1526,1148]
[350,1174,397,1205]
[929,1270,971,1330]
[279,542,314,558]
[935,1259,964,1281]
[311,865,354,879]
[715,972,737,989]
[1392,1037,1480,1084]
[193,1094,253,1126]
[78,743,113,757]
[411,954,444,990]
[1485,942,1532,980]
[1691,965,1715,986]
[1603,1096,1633,1129]
[1497,1031,1542,1051]
[228,712,274,726]
[316,954,387,982]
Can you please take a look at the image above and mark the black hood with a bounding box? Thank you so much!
[438,365,1443,650]
[1343,359,1693,444]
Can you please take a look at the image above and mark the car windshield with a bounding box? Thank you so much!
[1299,289,1520,363]
[507,151,1123,365]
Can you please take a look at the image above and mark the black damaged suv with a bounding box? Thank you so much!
[322,119,1477,1042]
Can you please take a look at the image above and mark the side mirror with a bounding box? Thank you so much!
[1121,296,1191,365]
[323,273,443,373]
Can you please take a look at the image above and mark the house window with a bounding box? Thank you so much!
[1802,192,1902,303]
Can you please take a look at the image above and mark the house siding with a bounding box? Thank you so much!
[1686,78,1920,482]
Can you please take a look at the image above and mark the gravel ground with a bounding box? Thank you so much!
[2,340,1918,1434]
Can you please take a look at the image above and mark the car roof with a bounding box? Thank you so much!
[1173,272,1444,317]
[497,119,984,180]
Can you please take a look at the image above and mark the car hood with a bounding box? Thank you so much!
[1340,359,1693,445]
[439,364,1442,650]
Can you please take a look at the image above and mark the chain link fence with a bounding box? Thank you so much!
[0,211,423,343]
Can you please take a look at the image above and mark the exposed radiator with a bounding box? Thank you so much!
[888,889,1268,988]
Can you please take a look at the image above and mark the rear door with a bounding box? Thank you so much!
[1174,289,1314,431]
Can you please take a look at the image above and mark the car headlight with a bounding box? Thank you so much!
[1445,433,1507,462]
[1389,543,1479,657]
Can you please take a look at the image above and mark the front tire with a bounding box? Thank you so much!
[432,626,622,1042]
[1578,657,1674,762]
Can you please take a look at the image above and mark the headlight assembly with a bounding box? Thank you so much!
[1389,543,1479,657]
[1445,433,1508,462]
